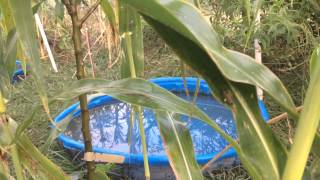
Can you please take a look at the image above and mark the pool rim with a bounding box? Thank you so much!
[54,77,270,166]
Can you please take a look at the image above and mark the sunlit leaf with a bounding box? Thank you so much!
[310,45,320,78]
[0,0,15,32]
[283,54,320,180]
[0,155,10,180]
[155,111,203,179]
[0,92,5,113]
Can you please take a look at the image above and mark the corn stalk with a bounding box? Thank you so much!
[62,0,101,179]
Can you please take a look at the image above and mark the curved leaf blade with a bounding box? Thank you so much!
[138,12,285,179]
[155,111,203,180]
[100,0,116,29]
[8,0,49,114]
[230,83,287,179]
[125,0,297,117]
[1,118,69,180]
[122,1,292,178]
[283,55,320,180]
[56,78,238,148]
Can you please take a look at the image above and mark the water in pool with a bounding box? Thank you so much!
[64,92,237,156]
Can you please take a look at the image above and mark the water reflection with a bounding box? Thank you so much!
[64,93,237,155]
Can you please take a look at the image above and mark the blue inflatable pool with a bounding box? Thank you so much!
[55,77,269,167]
[13,60,29,83]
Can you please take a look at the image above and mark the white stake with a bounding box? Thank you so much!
[254,7,263,100]
[34,13,58,72]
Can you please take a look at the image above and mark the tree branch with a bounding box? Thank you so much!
[79,0,101,26]
[62,0,72,14]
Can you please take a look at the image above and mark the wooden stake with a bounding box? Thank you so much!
[34,13,58,72]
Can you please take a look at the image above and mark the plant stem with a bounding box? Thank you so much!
[283,69,320,180]
[138,107,150,180]
[62,0,96,179]
[125,31,150,179]
[125,32,137,78]
[10,145,24,180]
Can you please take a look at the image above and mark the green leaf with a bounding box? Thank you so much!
[310,45,320,78]
[283,53,320,180]
[32,1,44,14]
[4,29,18,79]
[125,0,297,117]
[8,0,49,117]
[230,83,287,179]
[43,112,74,151]
[135,8,279,180]
[54,0,65,20]
[0,157,10,180]
[155,111,203,179]
[119,0,144,78]
[1,117,69,180]
[93,164,113,180]
[56,78,238,148]
[123,1,295,178]
[0,29,17,97]
[100,0,116,29]
[13,104,43,143]
[18,134,69,180]
[92,170,110,180]
[0,0,15,32]
[44,93,102,150]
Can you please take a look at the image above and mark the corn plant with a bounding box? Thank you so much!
[0,1,69,179]
[1,0,320,180]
